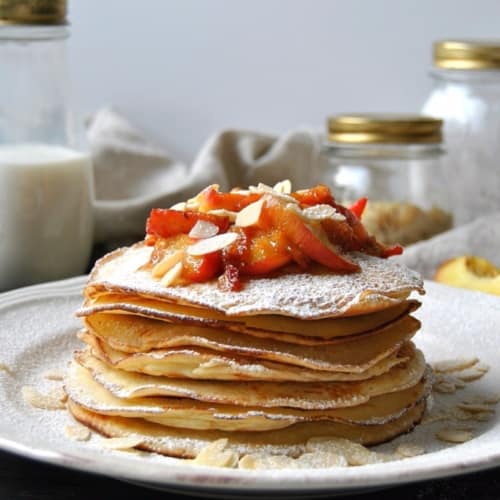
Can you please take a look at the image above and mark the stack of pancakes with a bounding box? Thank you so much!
[65,242,429,458]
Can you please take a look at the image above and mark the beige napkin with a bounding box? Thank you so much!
[88,108,321,243]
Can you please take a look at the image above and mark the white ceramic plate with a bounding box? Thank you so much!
[0,277,499,498]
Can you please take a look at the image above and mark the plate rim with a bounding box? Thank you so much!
[1,277,500,494]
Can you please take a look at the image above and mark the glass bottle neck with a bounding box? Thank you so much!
[0,24,74,147]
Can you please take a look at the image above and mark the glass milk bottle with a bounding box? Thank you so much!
[0,0,94,291]
[423,40,500,226]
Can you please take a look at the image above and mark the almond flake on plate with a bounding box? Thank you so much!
[395,443,425,458]
[435,428,473,444]
[192,439,238,468]
[21,386,66,410]
[64,424,91,442]
[456,403,495,414]
[432,357,479,373]
[99,436,144,450]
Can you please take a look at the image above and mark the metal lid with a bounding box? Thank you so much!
[0,0,67,25]
[434,40,500,70]
[327,114,443,144]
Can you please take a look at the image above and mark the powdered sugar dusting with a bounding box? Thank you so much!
[87,244,424,319]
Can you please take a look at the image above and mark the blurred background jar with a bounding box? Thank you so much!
[319,114,451,247]
[0,0,94,291]
[423,40,500,226]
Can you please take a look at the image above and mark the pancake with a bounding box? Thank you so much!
[71,344,424,410]
[64,183,431,460]
[79,294,421,343]
[82,327,418,381]
[83,312,420,371]
[65,359,431,432]
[68,398,427,457]
[84,242,424,319]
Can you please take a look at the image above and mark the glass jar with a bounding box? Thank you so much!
[319,114,451,246]
[423,40,500,226]
[0,0,94,291]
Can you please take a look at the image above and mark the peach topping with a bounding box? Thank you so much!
[145,182,402,291]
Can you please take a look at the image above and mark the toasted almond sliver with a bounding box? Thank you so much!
[432,358,479,373]
[238,454,259,469]
[160,261,183,287]
[457,403,495,414]
[455,368,486,382]
[189,220,220,239]
[306,437,390,465]
[295,451,348,468]
[152,250,184,278]
[433,381,457,394]
[235,199,264,227]
[21,386,66,410]
[273,179,292,194]
[43,369,65,381]
[100,436,144,450]
[65,424,91,442]
[192,438,238,468]
[186,232,239,256]
[435,428,473,443]
[302,204,346,222]
[170,201,187,211]
[48,386,68,403]
[475,362,490,374]
[395,443,425,458]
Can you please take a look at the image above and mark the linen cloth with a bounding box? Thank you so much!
[87,108,500,279]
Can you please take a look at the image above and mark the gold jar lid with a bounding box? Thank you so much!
[0,0,67,25]
[327,114,443,144]
[434,40,500,70]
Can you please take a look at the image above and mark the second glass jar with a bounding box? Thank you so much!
[319,114,451,246]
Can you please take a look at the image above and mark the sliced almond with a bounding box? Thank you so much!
[273,179,292,194]
[455,368,486,382]
[435,428,473,443]
[160,261,183,287]
[100,436,144,450]
[303,204,345,222]
[22,386,66,410]
[456,403,495,414]
[395,443,425,458]
[187,232,239,256]
[65,424,91,442]
[152,250,184,278]
[192,438,238,468]
[432,358,478,373]
[189,220,219,239]
[170,201,187,211]
[295,451,348,468]
[235,199,264,227]
[249,183,297,204]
